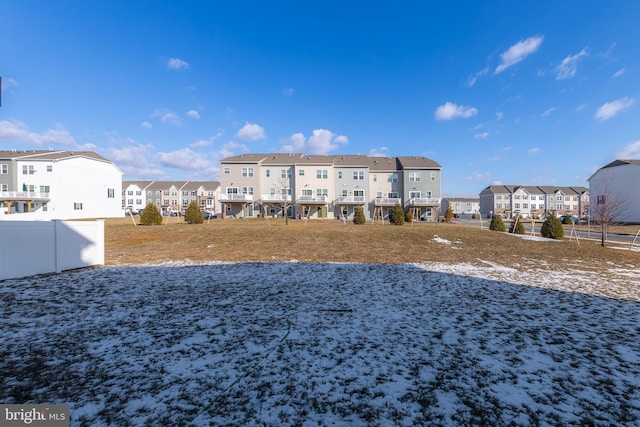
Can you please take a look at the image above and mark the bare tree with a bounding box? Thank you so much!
[590,181,629,247]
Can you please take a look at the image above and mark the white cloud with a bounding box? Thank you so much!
[495,35,544,74]
[576,104,588,111]
[186,110,200,119]
[190,132,223,148]
[466,68,489,87]
[0,120,75,146]
[542,107,556,117]
[613,68,625,78]
[166,58,189,70]
[555,47,589,80]
[528,147,540,154]
[368,147,389,157]
[615,140,640,159]
[235,122,266,142]
[474,132,489,139]
[151,109,183,127]
[594,97,635,121]
[140,121,152,129]
[464,172,490,182]
[280,129,348,155]
[434,102,478,120]
[496,112,504,120]
[108,144,151,165]
[282,88,294,96]
[1,77,18,90]
[156,148,213,171]
[491,180,503,185]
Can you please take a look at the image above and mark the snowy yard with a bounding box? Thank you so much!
[1,259,640,426]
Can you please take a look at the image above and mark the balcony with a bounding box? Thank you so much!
[261,194,293,203]
[0,191,51,203]
[374,197,401,206]
[219,194,254,202]
[409,197,440,207]
[336,195,366,205]
[297,195,328,204]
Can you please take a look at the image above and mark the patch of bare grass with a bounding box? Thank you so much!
[105,217,638,272]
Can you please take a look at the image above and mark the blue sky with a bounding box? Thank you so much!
[1,1,638,197]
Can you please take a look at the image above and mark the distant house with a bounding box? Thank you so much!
[442,198,480,216]
[588,159,640,223]
[122,180,221,215]
[0,150,123,219]
[479,185,589,219]
[219,153,442,221]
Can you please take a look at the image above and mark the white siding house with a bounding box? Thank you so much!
[0,150,123,219]
[588,159,640,223]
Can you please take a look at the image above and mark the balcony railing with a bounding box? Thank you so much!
[409,197,441,206]
[336,195,366,204]
[374,197,401,206]
[297,195,328,204]
[219,194,254,202]
[261,194,293,202]
[0,191,51,202]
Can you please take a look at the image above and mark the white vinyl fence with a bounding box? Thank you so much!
[0,219,105,280]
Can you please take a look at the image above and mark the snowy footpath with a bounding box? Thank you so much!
[1,260,639,426]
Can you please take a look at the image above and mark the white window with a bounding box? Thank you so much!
[338,171,343,179]
[409,172,421,182]
[74,203,83,210]
[431,172,436,181]
[242,167,254,177]
[1,184,8,191]
[298,169,305,176]
[227,187,239,194]
[426,191,432,198]
[514,203,520,209]
[388,173,398,183]
[341,189,348,196]
[514,195,521,200]
[46,165,53,172]
[0,164,7,174]
[410,191,421,199]
[496,195,502,199]
[353,171,364,180]
[136,199,142,205]
[128,190,134,195]
[224,167,230,175]
[523,195,528,200]
[242,187,254,195]
[523,203,528,209]
[107,188,115,198]
[373,174,377,182]
[317,169,328,179]
[388,192,398,198]
[302,189,312,196]
[266,169,271,177]
[318,188,328,196]
[281,169,291,178]
[497,203,502,208]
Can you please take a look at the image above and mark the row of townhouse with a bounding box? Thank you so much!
[0,150,123,219]
[122,180,221,215]
[479,185,590,219]
[218,153,442,221]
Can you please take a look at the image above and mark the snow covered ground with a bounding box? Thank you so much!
[1,259,639,426]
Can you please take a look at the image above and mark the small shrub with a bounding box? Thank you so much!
[184,201,204,224]
[509,215,525,234]
[489,214,506,232]
[471,213,477,219]
[562,215,572,224]
[404,209,413,223]
[444,206,454,222]
[139,203,163,225]
[353,206,366,225]
[541,213,564,240]
[390,204,405,225]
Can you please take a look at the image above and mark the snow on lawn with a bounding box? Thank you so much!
[1,261,640,426]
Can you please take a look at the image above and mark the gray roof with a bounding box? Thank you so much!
[332,155,370,167]
[397,156,441,169]
[368,157,399,171]
[0,150,111,162]
[219,154,267,164]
